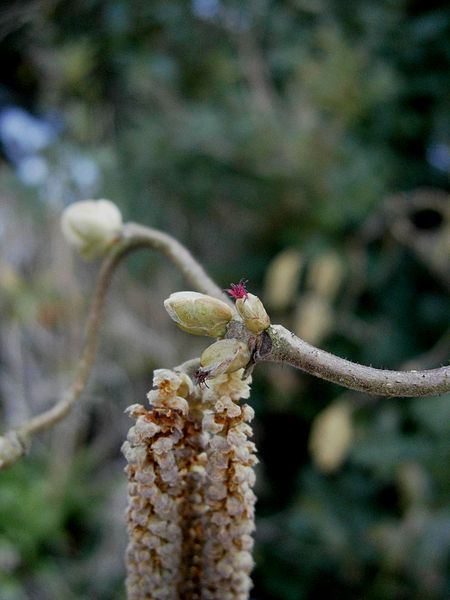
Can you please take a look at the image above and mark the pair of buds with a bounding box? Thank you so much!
[164,284,270,384]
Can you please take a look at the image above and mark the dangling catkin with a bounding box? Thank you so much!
[122,367,257,600]
[201,370,257,600]
[122,369,205,600]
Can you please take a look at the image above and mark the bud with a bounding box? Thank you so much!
[235,293,270,334]
[164,292,234,337]
[198,339,251,380]
[61,199,123,260]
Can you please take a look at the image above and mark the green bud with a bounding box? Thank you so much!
[235,293,270,334]
[164,292,234,337]
[200,339,251,377]
[61,199,123,260]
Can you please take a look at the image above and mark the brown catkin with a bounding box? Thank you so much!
[122,367,257,600]
[200,370,257,600]
[177,386,208,600]
[122,369,204,600]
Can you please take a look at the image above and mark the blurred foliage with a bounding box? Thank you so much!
[0,1,449,599]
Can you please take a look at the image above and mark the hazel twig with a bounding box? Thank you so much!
[223,320,450,397]
[265,324,450,397]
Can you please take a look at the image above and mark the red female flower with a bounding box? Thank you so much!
[225,279,248,300]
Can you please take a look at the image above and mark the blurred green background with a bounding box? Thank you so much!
[0,1,449,599]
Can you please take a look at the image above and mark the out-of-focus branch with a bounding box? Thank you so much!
[0,224,228,469]
[384,190,450,291]
[402,329,450,372]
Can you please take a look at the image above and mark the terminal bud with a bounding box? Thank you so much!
[61,199,123,260]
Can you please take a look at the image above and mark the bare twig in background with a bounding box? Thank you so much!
[401,329,450,372]
[0,224,228,468]
[384,190,450,291]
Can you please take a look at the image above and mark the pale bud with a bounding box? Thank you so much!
[236,293,270,334]
[200,339,251,378]
[164,291,234,337]
[61,199,123,260]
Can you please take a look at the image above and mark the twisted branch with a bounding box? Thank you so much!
[1,222,449,469]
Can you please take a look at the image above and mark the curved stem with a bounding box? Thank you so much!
[19,245,123,439]
[1,224,227,468]
[122,223,230,304]
[266,324,450,397]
